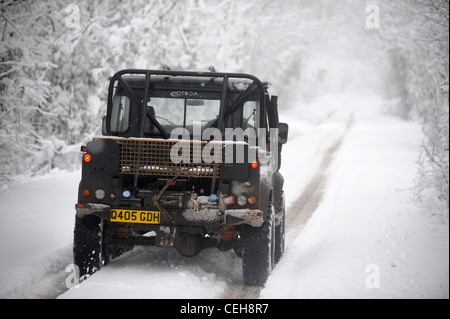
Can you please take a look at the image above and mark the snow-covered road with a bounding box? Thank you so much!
[0,94,448,299]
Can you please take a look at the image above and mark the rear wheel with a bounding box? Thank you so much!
[274,190,286,263]
[73,214,106,280]
[241,196,275,286]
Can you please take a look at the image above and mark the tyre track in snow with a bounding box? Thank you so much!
[223,114,354,299]
[285,115,353,245]
[285,114,354,243]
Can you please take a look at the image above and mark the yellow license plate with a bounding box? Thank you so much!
[110,209,161,225]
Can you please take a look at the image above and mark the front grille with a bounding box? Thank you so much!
[110,138,221,178]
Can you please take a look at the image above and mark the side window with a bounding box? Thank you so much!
[242,101,259,129]
[111,95,130,133]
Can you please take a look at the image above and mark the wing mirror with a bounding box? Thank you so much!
[102,116,108,136]
[278,122,289,144]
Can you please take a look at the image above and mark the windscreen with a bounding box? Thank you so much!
[144,97,221,136]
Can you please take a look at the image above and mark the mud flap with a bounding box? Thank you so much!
[259,179,272,220]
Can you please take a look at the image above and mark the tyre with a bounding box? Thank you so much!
[274,190,286,264]
[73,214,105,280]
[241,196,275,286]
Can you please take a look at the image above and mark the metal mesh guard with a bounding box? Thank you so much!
[114,138,221,178]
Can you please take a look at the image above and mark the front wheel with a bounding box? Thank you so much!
[241,197,275,286]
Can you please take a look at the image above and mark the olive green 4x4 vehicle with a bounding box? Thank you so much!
[74,68,289,286]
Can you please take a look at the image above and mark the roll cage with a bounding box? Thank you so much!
[104,69,273,140]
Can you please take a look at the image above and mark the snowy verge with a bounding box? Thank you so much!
[0,170,80,298]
